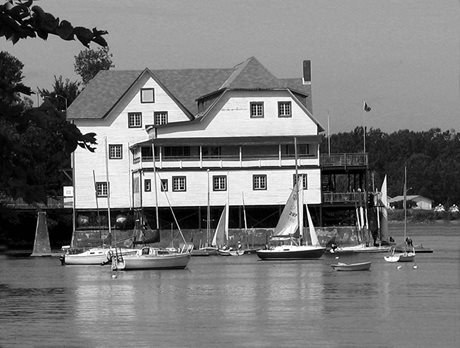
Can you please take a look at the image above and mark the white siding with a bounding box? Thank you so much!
[139,168,321,208]
[158,90,318,138]
[73,77,189,209]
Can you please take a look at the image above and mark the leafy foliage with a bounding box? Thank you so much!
[321,127,460,206]
[38,75,80,111]
[0,0,107,46]
[74,47,114,85]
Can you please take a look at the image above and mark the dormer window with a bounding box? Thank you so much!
[141,88,155,103]
[250,102,264,118]
[278,101,292,117]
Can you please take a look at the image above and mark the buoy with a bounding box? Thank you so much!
[413,265,418,269]
[111,273,117,279]
[397,265,402,270]
[335,256,339,259]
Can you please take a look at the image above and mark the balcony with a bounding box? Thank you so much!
[320,153,368,169]
[133,154,319,169]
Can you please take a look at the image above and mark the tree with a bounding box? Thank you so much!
[0,50,31,105]
[0,0,107,205]
[0,0,107,47]
[38,75,80,112]
[74,47,114,85]
[0,52,96,203]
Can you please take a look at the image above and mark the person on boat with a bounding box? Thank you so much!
[405,237,413,247]
[237,241,242,250]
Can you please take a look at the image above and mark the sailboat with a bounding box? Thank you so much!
[256,176,325,260]
[384,167,416,263]
[192,170,218,256]
[111,147,193,270]
[61,139,137,265]
[210,202,243,256]
[329,184,391,255]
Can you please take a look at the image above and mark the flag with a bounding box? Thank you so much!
[363,101,371,112]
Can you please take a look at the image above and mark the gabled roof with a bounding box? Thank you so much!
[68,70,140,120]
[67,57,313,121]
[220,57,284,90]
[389,195,433,203]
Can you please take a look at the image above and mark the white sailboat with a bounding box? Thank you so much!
[61,138,137,265]
[385,167,415,263]
[210,202,243,256]
[111,146,193,271]
[256,176,325,260]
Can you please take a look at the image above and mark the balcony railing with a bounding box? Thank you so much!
[320,153,368,168]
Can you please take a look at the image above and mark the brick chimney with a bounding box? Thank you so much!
[302,60,311,85]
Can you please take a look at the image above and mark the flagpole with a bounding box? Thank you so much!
[327,111,331,156]
[362,101,371,153]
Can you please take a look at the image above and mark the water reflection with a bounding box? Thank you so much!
[1,228,460,347]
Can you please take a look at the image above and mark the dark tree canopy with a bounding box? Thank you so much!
[322,127,460,206]
[74,47,114,85]
[0,52,96,203]
[0,0,107,47]
[0,1,106,205]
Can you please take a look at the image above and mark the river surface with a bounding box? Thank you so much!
[1,224,459,348]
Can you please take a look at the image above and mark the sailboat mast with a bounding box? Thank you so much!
[294,137,301,242]
[152,143,159,230]
[207,169,210,246]
[403,166,407,239]
[104,138,112,242]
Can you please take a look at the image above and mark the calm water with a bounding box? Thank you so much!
[1,224,459,348]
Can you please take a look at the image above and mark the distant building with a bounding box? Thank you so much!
[388,195,433,210]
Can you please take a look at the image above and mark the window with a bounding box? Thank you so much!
[202,146,221,158]
[133,177,140,193]
[293,174,308,189]
[96,182,108,197]
[213,176,227,191]
[281,144,310,157]
[154,111,168,126]
[253,175,267,190]
[164,146,191,158]
[128,112,142,128]
[144,179,151,192]
[250,102,264,118]
[172,176,186,192]
[278,101,292,117]
[161,179,168,192]
[109,144,123,159]
[141,88,154,103]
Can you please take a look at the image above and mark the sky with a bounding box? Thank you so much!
[3,0,460,133]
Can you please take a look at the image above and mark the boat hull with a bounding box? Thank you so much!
[331,261,371,271]
[115,253,191,270]
[62,248,136,265]
[256,246,325,260]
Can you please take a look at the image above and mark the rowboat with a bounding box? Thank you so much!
[331,261,371,271]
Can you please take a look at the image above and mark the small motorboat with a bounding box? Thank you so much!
[384,248,416,263]
[330,261,371,271]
